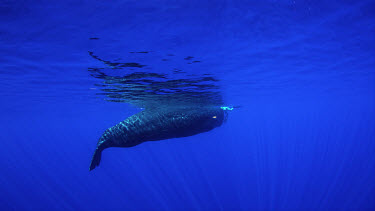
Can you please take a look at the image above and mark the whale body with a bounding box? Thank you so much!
[89,107,225,170]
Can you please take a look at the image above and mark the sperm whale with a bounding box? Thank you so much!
[89,107,226,171]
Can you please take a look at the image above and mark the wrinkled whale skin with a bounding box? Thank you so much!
[90,107,225,170]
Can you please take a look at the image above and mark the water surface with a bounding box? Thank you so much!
[0,1,374,210]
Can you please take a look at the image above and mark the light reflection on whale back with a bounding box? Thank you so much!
[88,51,223,109]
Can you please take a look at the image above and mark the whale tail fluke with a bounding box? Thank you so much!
[89,147,103,171]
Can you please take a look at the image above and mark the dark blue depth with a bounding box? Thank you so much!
[0,1,374,210]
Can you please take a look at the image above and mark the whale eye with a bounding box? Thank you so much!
[212,116,217,119]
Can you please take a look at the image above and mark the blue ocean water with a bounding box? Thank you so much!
[0,0,374,210]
